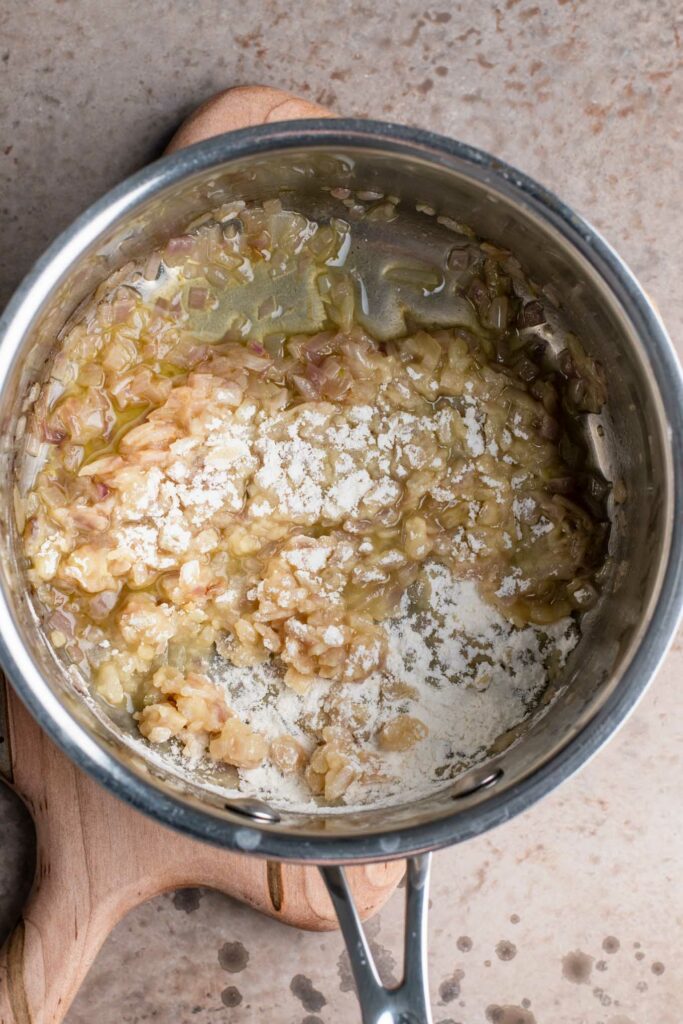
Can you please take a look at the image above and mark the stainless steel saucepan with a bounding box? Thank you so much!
[0,117,681,1024]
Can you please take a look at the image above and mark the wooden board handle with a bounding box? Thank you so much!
[165,84,336,153]
[0,88,402,1024]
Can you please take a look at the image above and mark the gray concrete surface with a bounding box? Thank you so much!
[1,2,681,1022]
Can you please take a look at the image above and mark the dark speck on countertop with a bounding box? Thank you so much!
[218,940,250,973]
[290,974,327,1013]
[438,969,464,1003]
[219,985,241,1007]
[561,950,594,984]
[172,888,202,914]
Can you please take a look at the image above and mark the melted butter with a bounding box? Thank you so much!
[81,402,151,464]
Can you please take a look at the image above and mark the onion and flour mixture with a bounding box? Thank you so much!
[212,562,578,810]
[18,194,608,810]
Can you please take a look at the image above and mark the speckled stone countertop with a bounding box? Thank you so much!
[1,3,681,1023]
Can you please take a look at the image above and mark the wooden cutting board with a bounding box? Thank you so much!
[0,86,404,1024]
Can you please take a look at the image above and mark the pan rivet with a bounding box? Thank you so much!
[451,767,503,800]
[223,798,281,823]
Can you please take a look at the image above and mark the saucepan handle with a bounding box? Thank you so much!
[320,853,433,1024]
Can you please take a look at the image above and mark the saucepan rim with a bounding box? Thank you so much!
[0,118,681,863]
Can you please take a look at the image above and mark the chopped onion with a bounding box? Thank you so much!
[166,235,196,255]
[567,379,586,407]
[447,247,470,272]
[540,414,561,441]
[303,333,338,362]
[520,300,546,328]
[187,286,210,310]
[47,609,76,640]
[612,478,627,504]
[548,477,576,495]
[292,374,320,399]
[567,579,598,610]
[205,265,231,288]
[364,202,399,223]
[13,487,26,533]
[488,295,509,331]
[88,590,121,621]
[239,348,271,372]
[42,422,68,445]
[516,357,539,383]
[385,263,442,291]
[306,362,328,391]
[257,295,278,319]
[263,334,286,359]
[262,198,283,216]
[437,215,475,237]
[112,290,137,323]
[143,253,162,281]
[468,278,490,318]
[480,242,511,259]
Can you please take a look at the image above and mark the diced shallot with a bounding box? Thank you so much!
[187,286,210,310]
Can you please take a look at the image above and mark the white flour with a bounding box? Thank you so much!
[103,392,478,582]
[198,560,578,812]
